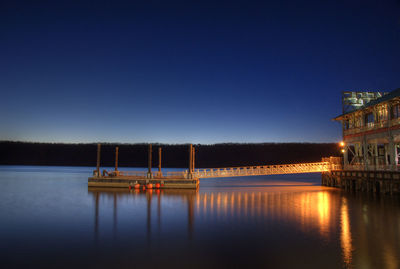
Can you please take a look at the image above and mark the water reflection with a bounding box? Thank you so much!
[146,190,151,242]
[90,189,343,242]
[88,187,400,268]
[340,197,352,266]
[91,188,198,242]
[4,167,400,268]
[94,192,99,244]
[193,190,340,241]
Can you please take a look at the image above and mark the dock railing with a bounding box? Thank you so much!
[343,120,392,136]
[111,171,147,178]
[94,157,343,179]
[344,164,400,171]
[193,161,340,178]
[107,170,188,179]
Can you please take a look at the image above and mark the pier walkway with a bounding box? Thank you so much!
[89,144,342,189]
[103,160,341,180]
[194,161,340,179]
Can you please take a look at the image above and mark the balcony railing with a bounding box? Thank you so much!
[343,120,391,136]
[344,164,400,171]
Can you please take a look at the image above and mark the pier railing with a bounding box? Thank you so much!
[193,161,339,178]
[342,118,400,136]
[112,171,147,178]
[344,164,400,171]
[98,158,342,179]
[164,171,187,179]
[106,170,188,179]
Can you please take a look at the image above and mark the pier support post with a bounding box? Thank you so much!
[158,147,162,177]
[389,136,396,170]
[188,144,193,179]
[115,147,119,172]
[148,144,152,179]
[363,137,368,170]
[96,143,101,177]
[192,146,195,172]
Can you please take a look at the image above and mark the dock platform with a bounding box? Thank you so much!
[88,176,199,189]
[89,143,199,189]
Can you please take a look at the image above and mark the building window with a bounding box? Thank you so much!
[355,115,362,127]
[377,105,388,122]
[392,104,400,119]
[365,112,374,126]
[344,120,349,130]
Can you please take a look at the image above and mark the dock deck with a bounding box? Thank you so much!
[89,143,199,189]
[88,176,199,189]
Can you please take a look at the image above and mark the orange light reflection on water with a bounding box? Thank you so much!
[340,197,353,266]
[197,189,338,242]
[317,192,331,238]
[89,184,400,269]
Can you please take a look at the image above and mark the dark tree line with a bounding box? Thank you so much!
[0,141,341,168]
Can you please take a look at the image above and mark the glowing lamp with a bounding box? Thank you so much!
[341,149,345,153]
[339,141,345,147]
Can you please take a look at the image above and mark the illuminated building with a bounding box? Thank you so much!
[334,89,400,170]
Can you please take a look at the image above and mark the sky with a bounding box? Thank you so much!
[1,0,400,144]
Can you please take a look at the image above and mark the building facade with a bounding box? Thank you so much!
[334,89,400,170]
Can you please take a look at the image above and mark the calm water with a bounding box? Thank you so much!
[1,166,400,268]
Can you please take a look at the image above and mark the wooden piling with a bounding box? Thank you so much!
[189,144,193,177]
[96,143,101,175]
[115,147,119,171]
[158,147,162,176]
[192,146,195,171]
[321,170,400,195]
[148,144,152,177]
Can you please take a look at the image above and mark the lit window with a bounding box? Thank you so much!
[392,104,400,119]
[344,120,349,130]
[364,112,374,126]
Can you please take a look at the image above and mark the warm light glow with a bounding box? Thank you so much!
[191,190,339,241]
[341,149,345,153]
[317,192,330,237]
[340,198,353,266]
[299,191,332,239]
[340,141,345,147]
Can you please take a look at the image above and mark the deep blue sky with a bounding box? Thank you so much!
[1,0,400,144]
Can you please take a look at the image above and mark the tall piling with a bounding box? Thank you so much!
[189,144,193,178]
[192,146,195,171]
[96,143,101,176]
[158,147,162,177]
[148,144,152,178]
[192,147,196,172]
[115,147,119,171]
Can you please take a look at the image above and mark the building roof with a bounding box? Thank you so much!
[333,88,400,120]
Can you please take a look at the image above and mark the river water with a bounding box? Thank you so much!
[0,166,399,268]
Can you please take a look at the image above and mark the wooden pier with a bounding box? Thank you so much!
[88,144,343,189]
[88,177,199,189]
[322,169,400,194]
[324,89,400,194]
[89,144,199,189]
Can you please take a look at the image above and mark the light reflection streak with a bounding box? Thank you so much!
[224,194,228,217]
[251,192,255,217]
[317,192,330,238]
[88,186,400,269]
[195,190,337,241]
[230,193,234,217]
[340,197,352,267]
[383,244,398,269]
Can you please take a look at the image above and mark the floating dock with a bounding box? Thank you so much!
[88,144,199,189]
[88,175,199,189]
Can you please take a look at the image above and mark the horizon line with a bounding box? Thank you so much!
[0,140,339,145]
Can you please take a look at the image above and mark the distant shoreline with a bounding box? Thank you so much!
[0,141,341,168]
